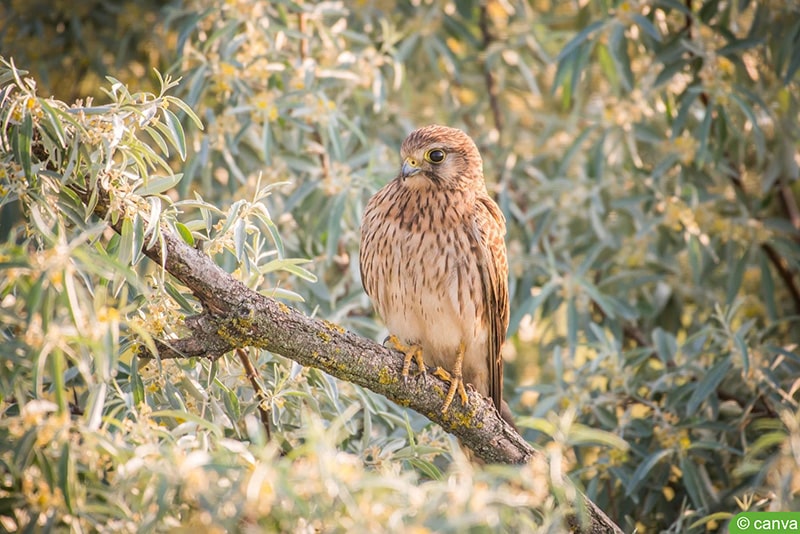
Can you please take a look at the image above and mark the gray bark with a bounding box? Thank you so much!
[77,185,624,534]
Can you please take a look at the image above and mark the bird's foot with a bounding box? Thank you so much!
[385,335,426,382]
[433,366,468,413]
[433,341,468,413]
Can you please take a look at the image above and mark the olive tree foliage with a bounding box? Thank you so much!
[0,0,799,532]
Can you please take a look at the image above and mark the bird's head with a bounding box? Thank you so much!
[398,125,484,191]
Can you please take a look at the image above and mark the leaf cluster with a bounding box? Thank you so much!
[1,0,800,532]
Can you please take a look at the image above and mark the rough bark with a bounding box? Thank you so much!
[71,184,624,533]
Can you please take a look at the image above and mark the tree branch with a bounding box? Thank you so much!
[65,181,624,532]
[725,166,800,315]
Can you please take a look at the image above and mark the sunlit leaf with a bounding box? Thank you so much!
[632,14,662,42]
[18,112,33,181]
[162,107,187,160]
[175,221,195,246]
[608,23,634,91]
[556,20,606,63]
[133,173,183,196]
[150,409,224,437]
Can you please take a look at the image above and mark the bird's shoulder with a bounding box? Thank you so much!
[473,192,506,236]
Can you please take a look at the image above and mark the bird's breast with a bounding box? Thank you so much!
[363,187,484,365]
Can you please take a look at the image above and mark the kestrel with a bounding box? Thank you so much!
[359,125,512,424]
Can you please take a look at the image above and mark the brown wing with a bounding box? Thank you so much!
[359,194,376,297]
[359,183,391,300]
[470,194,509,412]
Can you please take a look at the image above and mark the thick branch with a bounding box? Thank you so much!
[69,186,623,533]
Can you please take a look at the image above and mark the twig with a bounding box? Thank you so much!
[683,0,692,34]
[298,12,309,61]
[717,388,777,418]
[778,178,800,236]
[479,4,503,135]
[681,16,800,317]
[591,273,651,349]
[726,167,800,315]
[236,348,272,441]
[761,242,800,314]
[310,128,332,183]
[623,323,651,349]
[683,0,710,107]
[295,12,332,186]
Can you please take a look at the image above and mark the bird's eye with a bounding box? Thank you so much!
[424,149,446,164]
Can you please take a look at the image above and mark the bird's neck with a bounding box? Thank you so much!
[398,176,478,199]
[387,180,478,232]
[401,180,476,206]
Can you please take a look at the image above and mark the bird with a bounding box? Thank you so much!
[359,124,513,426]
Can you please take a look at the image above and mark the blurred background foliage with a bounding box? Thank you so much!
[1,0,799,532]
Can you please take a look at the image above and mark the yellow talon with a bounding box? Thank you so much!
[386,335,426,379]
[433,342,468,413]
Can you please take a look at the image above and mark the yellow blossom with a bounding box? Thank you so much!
[717,56,735,76]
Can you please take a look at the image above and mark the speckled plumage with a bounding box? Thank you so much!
[359,125,509,415]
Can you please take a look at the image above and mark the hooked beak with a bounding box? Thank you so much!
[401,158,421,179]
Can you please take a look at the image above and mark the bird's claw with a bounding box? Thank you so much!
[433,366,468,413]
[385,335,426,383]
